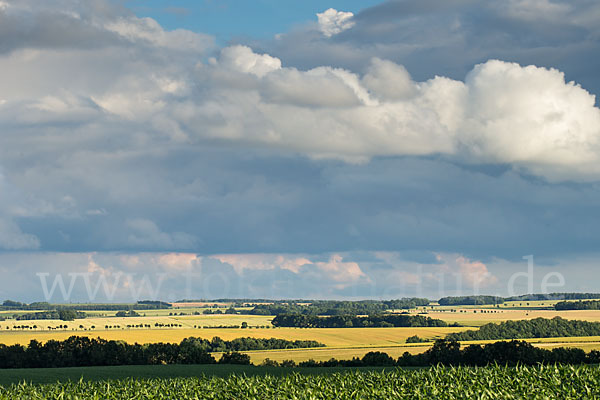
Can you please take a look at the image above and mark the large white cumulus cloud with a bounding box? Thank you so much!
[462,61,600,180]
[192,47,600,180]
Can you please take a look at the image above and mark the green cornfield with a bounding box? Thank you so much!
[1,364,599,399]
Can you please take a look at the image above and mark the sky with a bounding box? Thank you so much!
[1,0,600,302]
[125,0,382,43]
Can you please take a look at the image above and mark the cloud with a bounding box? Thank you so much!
[0,0,599,260]
[315,254,367,289]
[6,250,597,302]
[317,8,355,38]
[498,0,571,21]
[212,253,311,274]
[453,255,498,288]
[461,61,600,180]
[207,253,369,295]
[124,219,197,250]
[0,0,213,54]
[261,0,600,107]
[0,218,40,250]
[0,172,39,250]
[261,65,368,108]
[362,58,416,101]
[217,45,281,78]
[157,253,199,271]
[211,253,368,290]
[195,50,600,181]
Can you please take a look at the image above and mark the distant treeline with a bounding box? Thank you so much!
[446,317,600,341]
[1,300,171,311]
[177,299,277,303]
[554,300,600,310]
[247,299,430,316]
[136,300,172,309]
[14,310,86,321]
[505,293,600,301]
[437,293,600,306]
[438,296,504,306]
[295,340,600,368]
[0,336,324,369]
[271,314,449,328]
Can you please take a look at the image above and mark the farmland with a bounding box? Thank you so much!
[0,365,597,399]
[1,300,600,399]
[420,308,600,326]
[0,314,274,331]
[3,300,600,364]
[0,364,388,386]
[0,326,463,347]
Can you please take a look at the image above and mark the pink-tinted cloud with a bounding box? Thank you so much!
[315,254,368,289]
[156,253,199,270]
[212,253,310,273]
[212,253,368,289]
[434,253,498,289]
[456,255,498,288]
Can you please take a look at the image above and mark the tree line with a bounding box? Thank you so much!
[0,336,324,369]
[14,309,86,321]
[294,339,600,368]
[271,314,449,328]
[1,300,170,311]
[554,300,600,310]
[209,337,323,351]
[437,293,600,306]
[446,317,600,341]
[247,299,430,316]
[438,296,504,306]
[2,336,597,369]
[505,293,600,301]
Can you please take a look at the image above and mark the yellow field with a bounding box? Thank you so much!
[421,309,600,327]
[500,300,560,308]
[0,314,273,331]
[239,335,600,364]
[0,326,466,347]
[234,345,430,364]
[535,342,600,352]
[0,326,465,364]
[171,302,231,308]
[431,300,562,310]
[3,302,600,365]
[140,308,256,317]
[213,334,600,364]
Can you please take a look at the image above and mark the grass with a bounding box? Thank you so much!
[0,364,389,386]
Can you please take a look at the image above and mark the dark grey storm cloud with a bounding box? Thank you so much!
[6,146,600,260]
[0,1,127,54]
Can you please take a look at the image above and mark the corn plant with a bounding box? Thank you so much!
[0,364,598,399]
